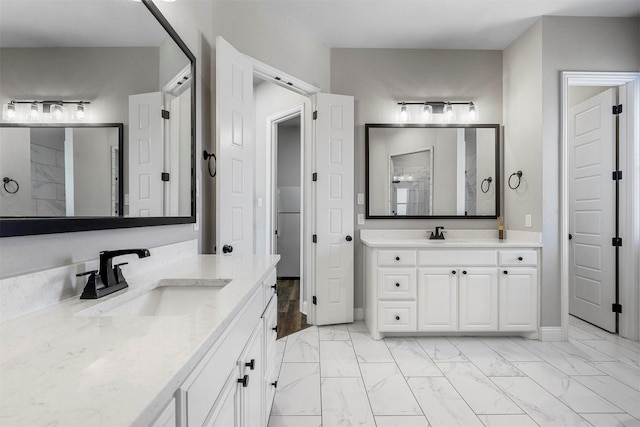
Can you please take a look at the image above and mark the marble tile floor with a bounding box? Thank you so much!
[268,316,640,427]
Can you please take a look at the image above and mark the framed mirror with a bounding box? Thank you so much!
[0,0,196,237]
[366,124,500,219]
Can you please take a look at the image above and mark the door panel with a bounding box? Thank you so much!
[314,93,354,325]
[129,92,163,217]
[568,88,616,332]
[216,37,254,255]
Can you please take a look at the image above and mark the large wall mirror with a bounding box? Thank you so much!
[0,0,195,237]
[366,124,500,219]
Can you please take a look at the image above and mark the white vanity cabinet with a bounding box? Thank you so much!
[363,238,540,340]
[175,267,280,427]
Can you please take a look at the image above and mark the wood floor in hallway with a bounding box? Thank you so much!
[277,278,311,340]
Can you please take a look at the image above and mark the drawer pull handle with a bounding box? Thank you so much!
[245,359,255,370]
[271,283,277,292]
[271,380,278,388]
[518,257,523,261]
[395,282,400,287]
[395,256,400,261]
[238,375,249,387]
[462,270,467,275]
[451,270,456,275]
[395,316,400,321]
[504,270,508,275]
[272,325,278,333]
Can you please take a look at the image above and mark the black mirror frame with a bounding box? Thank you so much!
[0,0,196,237]
[365,123,500,219]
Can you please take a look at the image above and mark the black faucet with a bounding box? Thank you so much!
[429,226,445,240]
[77,249,150,299]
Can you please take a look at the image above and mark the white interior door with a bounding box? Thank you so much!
[216,36,254,255]
[313,93,354,325]
[569,88,616,332]
[128,91,163,217]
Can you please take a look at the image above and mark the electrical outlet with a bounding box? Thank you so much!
[357,193,365,205]
[357,213,365,225]
[525,214,532,228]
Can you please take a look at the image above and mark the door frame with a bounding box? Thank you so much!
[560,71,640,341]
[249,55,320,321]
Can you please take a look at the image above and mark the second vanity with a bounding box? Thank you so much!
[0,252,281,427]
[361,229,541,340]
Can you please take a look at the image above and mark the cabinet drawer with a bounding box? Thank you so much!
[499,250,537,267]
[418,250,497,266]
[263,296,278,366]
[378,301,416,332]
[378,250,417,266]
[378,268,416,300]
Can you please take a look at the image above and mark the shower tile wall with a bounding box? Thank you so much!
[30,128,66,216]
[465,130,477,216]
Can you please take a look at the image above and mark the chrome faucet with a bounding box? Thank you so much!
[77,249,150,299]
[429,226,445,240]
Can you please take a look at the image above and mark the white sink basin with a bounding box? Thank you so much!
[78,279,231,317]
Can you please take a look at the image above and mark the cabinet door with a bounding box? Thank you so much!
[499,268,538,331]
[418,268,457,331]
[239,324,264,427]
[459,268,498,331]
[207,370,240,427]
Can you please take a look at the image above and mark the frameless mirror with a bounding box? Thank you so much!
[0,0,195,236]
[366,124,499,218]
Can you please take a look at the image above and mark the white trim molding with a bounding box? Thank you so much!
[561,71,640,342]
[539,327,565,342]
[354,308,365,321]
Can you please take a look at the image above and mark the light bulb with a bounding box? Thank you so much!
[76,103,85,120]
[468,102,477,121]
[422,104,433,122]
[399,104,408,122]
[29,103,40,121]
[52,104,64,121]
[444,103,454,122]
[5,103,16,121]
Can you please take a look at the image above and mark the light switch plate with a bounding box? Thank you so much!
[357,193,365,205]
[357,213,365,225]
[525,214,532,228]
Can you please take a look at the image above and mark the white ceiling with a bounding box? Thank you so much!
[1,0,638,50]
[263,0,640,49]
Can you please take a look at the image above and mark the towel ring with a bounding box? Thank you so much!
[481,177,492,193]
[203,150,216,178]
[2,177,19,194]
[508,170,523,190]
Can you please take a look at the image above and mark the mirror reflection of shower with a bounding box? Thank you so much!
[388,148,433,216]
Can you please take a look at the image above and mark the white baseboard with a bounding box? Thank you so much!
[354,308,364,321]
[301,301,308,316]
[539,326,565,342]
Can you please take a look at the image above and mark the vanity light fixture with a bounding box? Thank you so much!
[396,100,477,123]
[2,100,91,122]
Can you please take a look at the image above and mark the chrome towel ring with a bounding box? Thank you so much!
[2,177,19,194]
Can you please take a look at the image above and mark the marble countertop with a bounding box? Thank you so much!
[360,229,542,248]
[0,254,280,426]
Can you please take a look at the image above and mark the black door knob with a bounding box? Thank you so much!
[346,235,353,242]
[569,234,573,240]
[222,244,233,254]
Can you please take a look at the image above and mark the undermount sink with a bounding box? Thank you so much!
[78,279,231,317]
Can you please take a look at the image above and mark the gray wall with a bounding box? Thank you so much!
[331,48,503,310]
[0,128,31,216]
[503,16,639,327]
